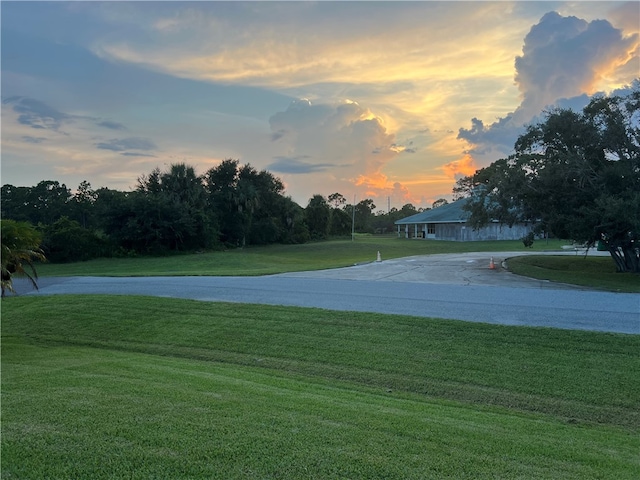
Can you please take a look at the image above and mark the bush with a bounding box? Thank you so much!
[521,232,535,248]
[42,217,110,262]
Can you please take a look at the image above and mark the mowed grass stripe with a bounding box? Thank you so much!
[3,295,639,478]
[4,295,639,428]
[3,340,638,479]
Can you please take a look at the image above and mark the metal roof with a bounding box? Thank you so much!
[394,198,470,225]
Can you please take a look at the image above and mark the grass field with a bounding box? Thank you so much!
[507,255,640,293]
[3,295,639,479]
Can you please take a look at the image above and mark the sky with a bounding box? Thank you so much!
[1,1,639,210]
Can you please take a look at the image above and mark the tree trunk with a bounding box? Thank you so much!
[621,246,640,273]
[608,246,640,273]
[608,247,628,272]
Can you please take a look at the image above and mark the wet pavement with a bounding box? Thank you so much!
[277,250,611,289]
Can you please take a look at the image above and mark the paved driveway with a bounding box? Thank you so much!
[277,251,598,288]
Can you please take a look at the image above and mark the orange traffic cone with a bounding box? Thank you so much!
[489,257,496,270]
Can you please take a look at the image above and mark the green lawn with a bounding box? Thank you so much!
[507,255,640,293]
[3,295,639,479]
[36,236,568,277]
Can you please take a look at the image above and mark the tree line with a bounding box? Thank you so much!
[1,159,426,262]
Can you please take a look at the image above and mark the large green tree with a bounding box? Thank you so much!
[456,84,639,273]
[324,193,352,236]
[205,159,295,247]
[236,164,286,246]
[98,163,217,254]
[205,159,245,246]
[353,199,377,233]
[305,195,332,239]
[134,164,217,252]
[72,181,98,229]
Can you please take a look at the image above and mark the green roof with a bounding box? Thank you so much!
[395,198,470,225]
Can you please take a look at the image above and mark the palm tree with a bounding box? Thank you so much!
[1,220,46,297]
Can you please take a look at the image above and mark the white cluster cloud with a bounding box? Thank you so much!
[458,10,639,163]
[516,11,637,114]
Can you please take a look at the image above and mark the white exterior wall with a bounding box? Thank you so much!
[401,222,533,241]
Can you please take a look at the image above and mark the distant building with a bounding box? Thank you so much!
[394,198,533,241]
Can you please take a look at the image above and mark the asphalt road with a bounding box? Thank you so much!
[15,252,640,334]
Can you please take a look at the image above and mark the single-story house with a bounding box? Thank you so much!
[394,198,533,241]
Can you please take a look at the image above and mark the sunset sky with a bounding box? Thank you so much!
[2,1,638,209]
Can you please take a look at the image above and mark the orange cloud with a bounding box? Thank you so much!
[354,172,389,190]
[353,173,443,209]
[441,154,479,179]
